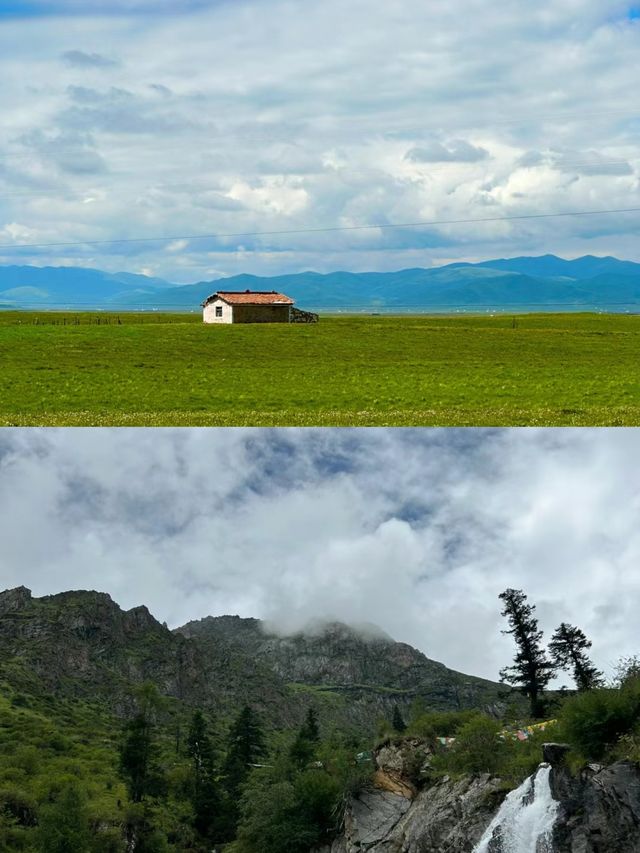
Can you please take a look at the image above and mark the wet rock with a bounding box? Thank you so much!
[542,743,571,766]
[553,760,640,853]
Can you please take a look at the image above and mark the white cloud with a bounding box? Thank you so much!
[0,1,639,279]
[0,428,638,685]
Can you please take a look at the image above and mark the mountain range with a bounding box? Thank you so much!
[0,586,507,731]
[2,254,640,311]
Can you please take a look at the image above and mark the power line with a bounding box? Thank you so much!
[1,205,640,252]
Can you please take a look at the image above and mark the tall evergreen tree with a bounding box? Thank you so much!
[302,707,320,743]
[391,705,407,733]
[498,588,556,718]
[549,623,603,691]
[223,705,266,832]
[290,707,321,769]
[186,711,224,841]
[120,714,154,803]
[119,683,166,803]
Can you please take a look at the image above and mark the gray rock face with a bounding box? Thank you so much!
[0,586,32,615]
[552,760,640,852]
[325,773,503,853]
[176,615,508,715]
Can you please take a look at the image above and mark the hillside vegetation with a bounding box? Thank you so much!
[1,313,640,426]
[1,587,639,851]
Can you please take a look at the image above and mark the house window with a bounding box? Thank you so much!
[215,305,223,317]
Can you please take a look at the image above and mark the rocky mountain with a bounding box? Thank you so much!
[2,254,640,311]
[0,586,296,724]
[0,587,507,731]
[317,739,640,852]
[175,615,505,714]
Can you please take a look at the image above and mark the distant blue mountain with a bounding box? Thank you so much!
[2,255,640,312]
[0,266,175,309]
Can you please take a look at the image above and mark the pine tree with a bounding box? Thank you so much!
[120,714,153,803]
[289,707,321,769]
[119,684,167,803]
[302,707,320,743]
[223,705,266,832]
[391,705,407,733]
[498,588,556,718]
[186,711,224,841]
[549,623,603,691]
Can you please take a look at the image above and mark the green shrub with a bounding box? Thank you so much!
[36,781,92,853]
[434,716,506,775]
[559,678,640,761]
[408,710,478,740]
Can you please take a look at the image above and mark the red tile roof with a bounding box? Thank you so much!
[203,290,294,306]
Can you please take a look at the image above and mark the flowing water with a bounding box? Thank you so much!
[473,764,559,853]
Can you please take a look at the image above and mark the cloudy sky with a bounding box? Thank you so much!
[0,427,638,684]
[0,1,639,282]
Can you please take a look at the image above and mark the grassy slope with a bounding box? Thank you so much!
[1,312,640,425]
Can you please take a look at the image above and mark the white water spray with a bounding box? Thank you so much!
[473,764,559,853]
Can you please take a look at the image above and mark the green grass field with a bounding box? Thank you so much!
[1,311,640,425]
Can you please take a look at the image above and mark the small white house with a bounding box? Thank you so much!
[202,290,295,324]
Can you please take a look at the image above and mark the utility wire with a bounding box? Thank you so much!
[1,205,640,252]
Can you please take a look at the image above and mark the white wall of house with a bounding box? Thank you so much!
[203,298,233,324]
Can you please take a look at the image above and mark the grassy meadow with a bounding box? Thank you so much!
[1,311,640,426]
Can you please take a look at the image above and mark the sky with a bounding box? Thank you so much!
[0,0,639,281]
[0,427,638,685]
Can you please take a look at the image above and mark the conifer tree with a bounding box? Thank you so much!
[186,710,223,841]
[302,707,320,743]
[119,683,167,803]
[498,588,556,718]
[549,623,603,691]
[391,705,407,733]
[289,707,321,769]
[120,714,154,803]
[223,705,266,831]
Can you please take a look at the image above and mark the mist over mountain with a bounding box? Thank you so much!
[2,255,640,311]
[0,586,508,730]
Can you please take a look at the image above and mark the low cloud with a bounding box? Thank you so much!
[62,50,119,68]
[405,140,489,163]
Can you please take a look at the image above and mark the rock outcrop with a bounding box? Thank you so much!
[552,759,640,852]
[319,741,640,853]
[319,773,503,853]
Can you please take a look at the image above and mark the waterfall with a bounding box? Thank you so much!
[473,764,559,853]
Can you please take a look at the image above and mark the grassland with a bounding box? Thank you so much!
[1,311,640,425]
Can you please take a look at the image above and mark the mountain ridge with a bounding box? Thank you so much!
[2,254,640,311]
[0,586,510,730]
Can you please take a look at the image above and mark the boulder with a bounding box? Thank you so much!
[542,742,571,766]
